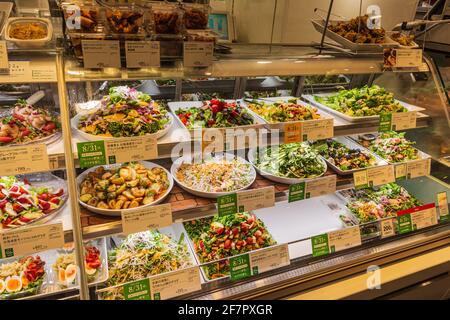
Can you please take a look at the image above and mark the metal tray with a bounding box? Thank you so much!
[311,19,397,52]
[171,152,256,199]
[240,96,334,131]
[310,136,388,176]
[77,161,174,217]
[303,93,425,123]
[247,145,328,185]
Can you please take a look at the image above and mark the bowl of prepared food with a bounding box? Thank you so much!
[0,255,46,300]
[77,161,173,216]
[387,31,419,48]
[5,18,52,48]
[248,142,327,185]
[0,173,67,229]
[71,86,173,141]
[171,153,256,198]
[0,99,61,147]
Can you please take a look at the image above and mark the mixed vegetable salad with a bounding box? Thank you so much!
[175,156,254,194]
[77,86,170,138]
[254,142,326,179]
[175,99,254,129]
[0,100,60,146]
[184,212,276,279]
[246,99,321,123]
[314,85,407,117]
[0,176,65,229]
[311,139,376,171]
[358,131,419,163]
[0,256,45,299]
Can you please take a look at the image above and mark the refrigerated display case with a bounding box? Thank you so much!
[0,0,448,301]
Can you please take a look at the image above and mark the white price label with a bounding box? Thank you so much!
[0,144,49,176]
[380,218,395,238]
[121,203,172,235]
[305,175,337,198]
[125,41,160,68]
[0,61,31,82]
[328,226,361,252]
[0,41,8,70]
[367,165,395,187]
[82,40,121,68]
[0,223,64,259]
[105,136,158,163]
[183,42,214,67]
[236,186,275,212]
[250,244,290,274]
[391,111,417,130]
[149,266,201,299]
[395,49,423,68]
[437,192,449,218]
[406,158,431,179]
[411,206,438,229]
[301,118,334,141]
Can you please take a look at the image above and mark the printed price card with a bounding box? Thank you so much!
[82,40,121,68]
[124,279,151,300]
[437,192,449,222]
[406,158,431,179]
[284,122,302,144]
[121,203,172,235]
[125,41,160,68]
[354,166,395,189]
[183,42,214,67]
[0,144,49,176]
[288,175,336,202]
[380,218,396,238]
[0,41,8,70]
[301,118,334,141]
[149,267,201,300]
[395,49,423,68]
[394,163,407,180]
[397,203,438,234]
[379,112,417,132]
[311,226,361,257]
[0,223,64,259]
[218,187,275,216]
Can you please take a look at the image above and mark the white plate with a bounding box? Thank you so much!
[77,161,173,217]
[303,93,425,123]
[171,152,256,199]
[71,111,174,141]
[247,146,327,185]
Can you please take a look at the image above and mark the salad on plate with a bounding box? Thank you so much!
[184,212,276,280]
[314,85,407,117]
[0,100,60,146]
[175,99,254,129]
[77,86,170,138]
[246,99,321,123]
[0,175,65,229]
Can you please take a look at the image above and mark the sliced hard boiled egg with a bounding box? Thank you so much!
[65,264,77,284]
[5,275,22,293]
[0,279,5,294]
[85,263,98,276]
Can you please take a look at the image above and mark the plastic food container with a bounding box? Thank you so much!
[5,17,52,48]
[185,29,217,43]
[150,3,182,35]
[62,3,102,33]
[182,3,209,29]
[105,6,145,34]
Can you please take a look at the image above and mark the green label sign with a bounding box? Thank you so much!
[288,182,306,203]
[379,113,392,132]
[217,193,237,216]
[123,278,151,300]
[311,233,329,257]
[397,214,413,234]
[229,254,251,281]
[77,141,106,169]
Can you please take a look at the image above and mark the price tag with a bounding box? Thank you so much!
[288,182,306,202]
[380,218,395,238]
[121,203,172,235]
[125,41,160,68]
[397,203,438,234]
[77,141,106,169]
[124,278,151,300]
[283,122,302,144]
[311,226,361,257]
[394,163,407,180]
[366,166,395,187]
[353,170,369,189]
[301,118,334,141]
[0,61,31,82]
[82,40,121,68]
[217,193,237,216]
[395,49,423,68]
[236,187,275,213]
[183,42,214,67]
[379,112,417,132]
[229,254,251,281]
[249,244,290,275]
[288,175,336,203]
[406,158,431,179]
[437,192,449,222]
[0,41,8,71]
[0,223,64,259]
[0,144,49,176]
[149,266,201,300]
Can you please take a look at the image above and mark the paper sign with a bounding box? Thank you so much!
[354,166,395,189]
[124,279,151,300]
[397,203,438,234]
[301,118,334,141]
[121,203,172,235]
[395,49,423,68]
[394,163,407,180]
[184,42,214,67]
[284,122,302,144]
[77,141,106,169]
[236,187,275,213]
[353,170,369,189]
[82,40,121,68]
[249,244,290,275]
[230,254,251,281]
[288,175,336,202]
[149,267,201,300]
[0,41,8,70]
[311,226,361,257]
[406,158,431,179]
[380,218,395,238]
[0,61,31,82]
[125,41,160,68]
[437,192,449,222]
[0,223,64,259]
[0,144,49,176]
[217,193,237,216]
[379,112,417,132]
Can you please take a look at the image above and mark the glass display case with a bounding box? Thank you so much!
[0,0,448,300]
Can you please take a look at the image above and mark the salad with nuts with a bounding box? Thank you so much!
[246,99,321,123]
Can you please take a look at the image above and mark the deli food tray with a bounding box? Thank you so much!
[303,93,425,123]
[311,136,388,176]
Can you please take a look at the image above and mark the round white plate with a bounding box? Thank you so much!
[171,152,256,199]
[77,161,173,217]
